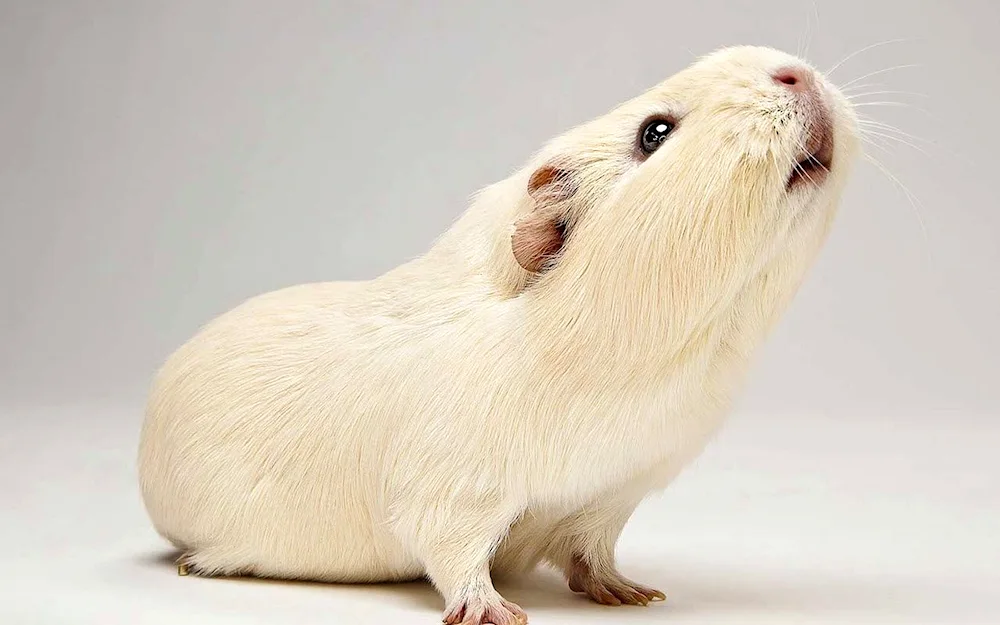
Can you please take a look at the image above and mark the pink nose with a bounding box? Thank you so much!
[772,65,816,93]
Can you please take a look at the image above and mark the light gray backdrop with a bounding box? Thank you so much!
[4,2,1000,624]
[2,0,998,418]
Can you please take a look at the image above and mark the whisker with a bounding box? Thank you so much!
[787,136,828,190]
[795,5,805,57]
[852,101,913,108]
[785,152,822,190]
[859,128,896,148]
[804,0,820,60]
[825,39,910,76]
[839,64,921,90]
[864,153,931,247]
[799,163,821,189]
[798,139,832,177]
[841,82,886,93]
[855,103,935,122]
[860,128,931,158]
[846,90,929,100]
[858,118,934,145]
[860,114,977,169]
[861,136,894,155]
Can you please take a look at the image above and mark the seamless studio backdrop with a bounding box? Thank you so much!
[2,1,998,624]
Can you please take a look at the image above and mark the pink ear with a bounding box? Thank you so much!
[511,165,576,273]
[512,210,565,273]
[527,165,575,202]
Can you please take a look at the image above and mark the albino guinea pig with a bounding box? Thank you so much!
[138,45,860,625]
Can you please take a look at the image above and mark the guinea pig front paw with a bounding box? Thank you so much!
[567,555,665,607]
[443,592,527,625]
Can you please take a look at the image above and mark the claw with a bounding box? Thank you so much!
[567,555,666,608]
[443,594,527,625]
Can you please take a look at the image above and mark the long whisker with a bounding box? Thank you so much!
[840,64,920,90]
[795,4,805,57]
[860,114,977,169]
[786,136,828,190]
[825,39,910,76]
[798,138,831,177]
[864,153,931,247]
[801,162,822,189]
[859,128,931,158]
[804,0,820,60]
[852,101,913,108]
[769,144,805,208]
[861,135,894,155]
[846,90,929,100]
[786,150,822,190]
[858,118,934,146]
[841,81,885,92]
[854,103,935,123]
[859,128,897,149]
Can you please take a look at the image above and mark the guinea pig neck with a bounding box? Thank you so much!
[527,189,792,375]
[429,161,835,409]
[513,205,833,476]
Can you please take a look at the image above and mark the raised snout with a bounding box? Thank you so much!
[773,64,836,189]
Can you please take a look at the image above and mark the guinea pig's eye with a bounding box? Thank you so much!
[639,118,675,155]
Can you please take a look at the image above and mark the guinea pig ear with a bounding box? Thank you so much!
[511,165,577,273]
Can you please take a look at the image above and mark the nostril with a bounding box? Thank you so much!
[772,66,814,92]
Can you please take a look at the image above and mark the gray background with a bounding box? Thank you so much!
[2,0,998,416]
[2,1,999,624]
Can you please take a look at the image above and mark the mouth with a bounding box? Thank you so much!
[787,152,832,190]
[786,109,835,191]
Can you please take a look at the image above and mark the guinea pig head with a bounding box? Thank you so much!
[510,46,861,352]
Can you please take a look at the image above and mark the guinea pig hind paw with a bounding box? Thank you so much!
[567,559,665,607]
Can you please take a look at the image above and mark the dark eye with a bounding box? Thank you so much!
[639,118,675,155]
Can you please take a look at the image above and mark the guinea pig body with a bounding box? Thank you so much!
[138,46,860,624]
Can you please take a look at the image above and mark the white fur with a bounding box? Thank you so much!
[138,46,861,622]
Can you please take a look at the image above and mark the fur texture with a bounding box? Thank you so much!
[138,45,861,623]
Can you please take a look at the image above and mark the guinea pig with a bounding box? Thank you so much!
[138,45,860,625]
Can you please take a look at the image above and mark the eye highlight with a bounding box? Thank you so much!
[639,118,675,155]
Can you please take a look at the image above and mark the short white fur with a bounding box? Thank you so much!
[138,45,861,624]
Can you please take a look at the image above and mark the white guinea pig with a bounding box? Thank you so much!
[138,45,860,625]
